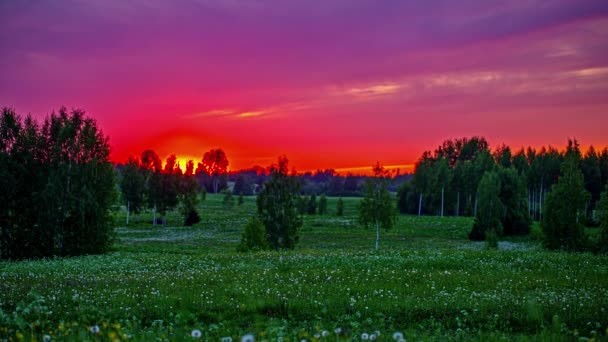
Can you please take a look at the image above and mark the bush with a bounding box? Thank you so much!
[183,209,200,226]
[469,171,503,241]
[237,216,269,252]
[318,194,327,215]
[336,197,344,216]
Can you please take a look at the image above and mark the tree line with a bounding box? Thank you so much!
[1,108,115,259]
[398,137,608,251]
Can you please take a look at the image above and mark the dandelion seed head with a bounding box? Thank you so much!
[90,325,100,334]
[191,329,202,338]
[241,333,255,342]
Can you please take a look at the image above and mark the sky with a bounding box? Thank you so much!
[1,0,608,173]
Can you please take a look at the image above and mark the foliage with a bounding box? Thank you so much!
[256,156,302,249]
[238,193,244,205]
[120,156,145,223]
[318,194,327,215]
[542,155,589,251]
[0,107,115,259]
[237,216,269,252]
[233,174,254,196]
[197,148,229,193]
[358,163,397,249]
[180,160,200,226]
[336,197,344,216]
[223,189,235,208]
[469,171,503,241]
[307,194,317,215]
[498,167,531,235]
[597,183,608,253]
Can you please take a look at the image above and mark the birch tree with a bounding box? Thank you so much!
[358,163,397,250]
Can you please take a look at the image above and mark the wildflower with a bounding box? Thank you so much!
[241,334,255,342]
[90,325,100,334]
[191,329,202,338]
[361,332,369,340]
[392,332,404,340]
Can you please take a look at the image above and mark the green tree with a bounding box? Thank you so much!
[120,156,145,225]
[238,192,245,205]
[318,194,328,215]
[498,167,532,236]
[197,148,229,193]
[336,197,344,216]
[469,171,503,241]
[237,216,269,252]
[542,155,589,251]
[256,156,302,249]
[223,189,235,208]
[180,160,200,226]
[597,183,608,253]
[358,163,397,250]
[0,107,116,259]
[307,194,317,214]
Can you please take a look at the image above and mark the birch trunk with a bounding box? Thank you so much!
[418,193,422,216]
[126,201,130,225]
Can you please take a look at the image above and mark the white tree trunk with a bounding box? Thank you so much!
[126,201,130,225]
[441,186,444,217]
[375,219,379,250]
[539,186,543,222]
[418,193,423,216]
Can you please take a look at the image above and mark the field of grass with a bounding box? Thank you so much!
[1,194,608,341]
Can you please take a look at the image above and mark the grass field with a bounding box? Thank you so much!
[1,194,607,341]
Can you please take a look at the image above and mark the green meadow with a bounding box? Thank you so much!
[1,195,607,341]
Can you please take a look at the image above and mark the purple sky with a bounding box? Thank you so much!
[1,0,607,171]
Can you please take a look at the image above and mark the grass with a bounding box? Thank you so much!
[1,194,607,341]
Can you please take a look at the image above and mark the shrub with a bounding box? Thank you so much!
[237,217,269,252]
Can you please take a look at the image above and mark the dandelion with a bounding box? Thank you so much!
[191,329,202,338]
[43,335,52,342]
[90,325,100,334]
[392,332,404,340]
[314,333,320,339]
[361,332,369,340]
[221,337,233,342]
[370,334,377,340]
[321,330,329,337]
[241,334,255,342]
[334,327,342,334]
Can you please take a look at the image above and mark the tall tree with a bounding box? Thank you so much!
[1,107,115,259]
[581,145,602,213]
[498,167,532,235]
[597,183,608,253]
[197,148,229,193]
[318,194,328,215]
[179,160,200,226]
[140,149,162,225]
[469,171,503,241]
[358,163,397,250]
[542,155,589,251]
[120,156,145,225]
[256,156,302,249]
